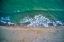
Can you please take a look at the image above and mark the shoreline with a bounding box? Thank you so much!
[0,26,64,30]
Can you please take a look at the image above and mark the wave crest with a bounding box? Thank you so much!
[20,14,64,27]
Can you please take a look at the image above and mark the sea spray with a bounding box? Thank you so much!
[0,16,16,26]
[0,14,64,27]
[20,16,33,23]
[1,16,10,21]
[26,14,50,27]
[20,14,64,27]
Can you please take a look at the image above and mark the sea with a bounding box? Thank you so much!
[0,0,64,27]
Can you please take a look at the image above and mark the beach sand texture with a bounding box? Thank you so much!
[0,26,64,42]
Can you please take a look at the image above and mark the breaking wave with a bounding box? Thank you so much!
[0,14,64,27]
[20,14,64,27]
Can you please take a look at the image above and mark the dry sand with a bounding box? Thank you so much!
[0,26,64,42]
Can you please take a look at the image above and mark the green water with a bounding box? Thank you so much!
[0,11,64,23]
[0,0,64,23]
[1,0,64,12]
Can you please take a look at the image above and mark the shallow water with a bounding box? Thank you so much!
[0,11,64,23]
[0,0,64,27]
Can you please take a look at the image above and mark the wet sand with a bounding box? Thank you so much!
[0,26,64,42]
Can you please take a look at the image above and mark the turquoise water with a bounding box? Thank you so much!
[0,11,64,23]
[1,0,64,12]
[0,0,64,23]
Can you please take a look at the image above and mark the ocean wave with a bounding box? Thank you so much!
[0,14,64,27]
[20,14,64,27]
[0,16,16,26]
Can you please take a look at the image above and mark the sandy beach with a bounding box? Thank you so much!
[0,26,64,42]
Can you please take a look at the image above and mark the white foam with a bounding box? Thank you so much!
[0,16,16,26]
[20,14,51,27]
[20,16,33,23]
[56,21,63,25]
[1,21,6,23]
[20,14,64,27]
[8,22,15,25]
[53,22,57,27]
[0,15,64,27]
[1,16,10,21]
